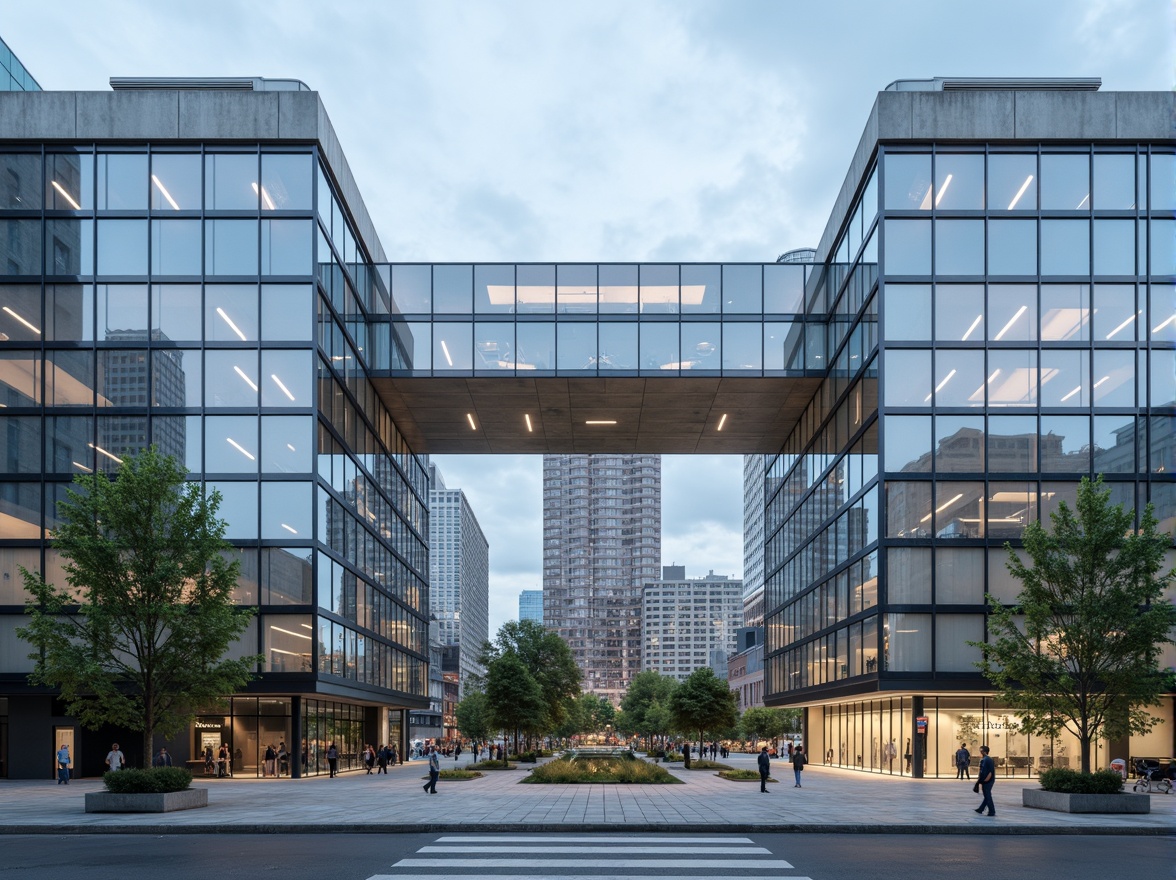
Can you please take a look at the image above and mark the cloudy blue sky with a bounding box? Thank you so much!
[4,1,1170,633]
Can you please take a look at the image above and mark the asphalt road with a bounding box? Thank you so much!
[0,832,1170,879]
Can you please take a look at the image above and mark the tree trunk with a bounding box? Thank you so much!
[143,724,153,771]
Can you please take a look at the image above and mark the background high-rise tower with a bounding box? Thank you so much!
[542,453,661,704]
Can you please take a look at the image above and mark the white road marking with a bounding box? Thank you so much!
[373,876,810,880]
[418,845,772,854]
[390,858,794,869]
[431,835,756,843]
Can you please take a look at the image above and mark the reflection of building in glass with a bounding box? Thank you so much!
[742,454,766,627]
[518,589,543,624]
[543,454,660,704]
[641,566,743,682]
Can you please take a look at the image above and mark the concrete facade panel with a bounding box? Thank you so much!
[177,91,280,140]
[0,91,77,139]
[76,91,179,139]
[1113,91,1176,139]
[910,91,1014,140]
[1013,91,1117,139]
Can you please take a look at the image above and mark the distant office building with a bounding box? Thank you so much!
[742,454,766,627]
[728,626,764,710]
[543,454,661,703]
[0,35,39,92]
[518,589,543,624]
[428,465,489,696]
[641,567,743,682]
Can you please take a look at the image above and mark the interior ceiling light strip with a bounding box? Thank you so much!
[50,180,80,210]
[585,420,617,425]
[3,306,40,335]
[466,413,477,430]
[217,307,247,341]
[717,413,728,431]
[151,174,180,209]
[524,414,533,432]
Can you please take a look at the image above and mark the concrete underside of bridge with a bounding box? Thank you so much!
[373,376,823,454]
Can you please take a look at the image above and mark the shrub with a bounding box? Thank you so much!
[508,751,538,763]
[523,756,682,784]
[719,769,773,782]
[688,759,733,771]
[1038,768,1124,794]
[103,767,192,794]
[470,759,515,770]
[663,751,684,762]
[437,769,483,780]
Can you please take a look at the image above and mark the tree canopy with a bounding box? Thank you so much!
[976,477,1176,774]
[18,447,258,767]
[740,706,788,745]
[454,689,491,742]
[620,670,678,746]
[480,619,580,734]
[484,652,545,753]
[668,667,738,746]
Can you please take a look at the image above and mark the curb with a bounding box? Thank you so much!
[1,822,1170,836]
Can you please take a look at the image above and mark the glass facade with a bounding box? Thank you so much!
[0,36,39,93]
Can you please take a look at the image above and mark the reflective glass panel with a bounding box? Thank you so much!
[261,284,313,341]
[516,322,553,369]
[1039,349,1089,407]
[987,349,1037,407]
[150,219,201,275]
[46,218,93,275]
[149,153,200,211]
[988,219,1036,275]
[46,152,93,210]
[1092,349,1135,406]
[433,323,472,370]
[474,264,514,314]
[261,219,312,275]
[597,322,637,370]
[1092,284,1137,342]
[97,153,147,210]
[1150,350,1176,408]
[208,481,257,539]
[0,219,40,275]
[885,480,932,538]
[517,265,554,314]
[884,153,931,210]
[886,614,931,671]
[405,322,431,372]
[0,416,40,473]
[205,350,258,407]
[884,220,931,275]
[262,349,311,406]
[681,264,720,314]
[96,284,148,342]
[1092,153,1136,209]
[46,350,93,406]
[556,323,597,370]
[639,264,678,314]
[722,264,762,313]
[722,323,761,371]
[205,220,258,275]
[598,264,638,314]
[883,415,930,472]
[1040,220,1090,276]
[205,285,258,341]
[934,285,983,342]
[887,548,931,603]
[934,220,983,275]
[935,548,984,604]
[205,415,259,473]
[45,417,91,475]
[886,285,931,341]
[933,349,984,407]
[988,285,1036,341]
[1039,415,1089,473]
[0,153,41,209]
[261,482,312,539]
[1093,220,1135,276]
[1040,284,1090,341]
[639,322,678,372]
[474,322,515,370]
[391,265,431,314]
[152,284,200,343]
[883,349,931,407]
[987,481,1037,539]
[97,220,147,275]
[1093,415,1135,473]
[556,264,596,314]
[1149,153,1175,210]
[260,153,312,210]
[1150,284,1175,341]
[205,153,259,210]
[933,154,984,209]
[150,349,197,406]
[1040,154,1090,210]
[764,322,803,370]
[763,263,806,313]
[935,616,984,671]
[1149,416,1176,475]
[935,481,984,538]
[261,415,313,474]
[987,153,1037,211]
[0,285,43,342]
[934,415,984,473]
[47,283,92,341]
[1150,219,1176,276]
[681,322,721,370]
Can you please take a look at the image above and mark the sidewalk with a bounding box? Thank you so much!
[2,753,1171,835]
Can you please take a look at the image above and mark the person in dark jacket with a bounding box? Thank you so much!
[974,745,996,817]
[757,746,771,792]
[792,745,808,787]
[152,747,172,768]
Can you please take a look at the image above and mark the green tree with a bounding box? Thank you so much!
[620,670,678,748]
[668,667,738,750]
[18,447,259,767]
[740,706,787,748]
[976,477,1176,774]
[481,620,580,734]
[484,652,545,754]
[455,690,492,743]
[645,699,675,747]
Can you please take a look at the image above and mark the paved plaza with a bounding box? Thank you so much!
[2,752,1171,835]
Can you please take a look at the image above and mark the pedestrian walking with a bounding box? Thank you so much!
[326,742,339,777]
[757,745,771,793]
[455,742,462,762]
[791,744,808,787]
[105,743,126,772]
[218,743,231,777]
[390,743,399,765]
[955,743,971,779]
[423,744,440,793]
[278,741,289,776]
[973,745,996,817]
[263,744,277,777]
[56,743,71,784]
[377,744,389,774]
[203,745,215,776]
[364,744,375,774]
[152,747,172,767]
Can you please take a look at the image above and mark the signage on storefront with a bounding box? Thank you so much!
[194,721,222,730]
[916,716,928,732]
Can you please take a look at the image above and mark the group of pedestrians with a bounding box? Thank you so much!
[362,743,400,774]
[757,744,809,791]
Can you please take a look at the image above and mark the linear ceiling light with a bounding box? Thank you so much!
[1076,193,1090,209]
[226,437,255,460]
[934,173,953,207]
[280,523,298,535]
[920,492,964,523]
[466,413,476,430]
[1007,175,1033,210]
[961,315,983,341]
[717,413,728,431]
[89,443,123,464]
[524,414,533,432]
[251,181,276,210]
[993,305,1028,341]
[585,420,617,425]
[441,339,453,367]
[270,374,296,401]
[216,307,247,341]
[151,174,180,210]
[2,306,40,335]
[1106,311,1141,340]
[50,180,81,210]
[925,368,957,402]
[1153,315,1176,335]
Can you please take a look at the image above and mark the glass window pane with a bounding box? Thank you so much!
[987,349,1037,407]
[639,264,678,314]
[764,322,803,370]
[886,285,931,341]
[1093,415,1135,473]
[1149,416,1175,476]
[935,548,984,603]
[262,349,311,407]
[0,219,41,275]
[47,218,94,275]
[1040,219,1090,276]
[47,350,94,407]
[934,284,983,342]
[1150,219,1176,276]
[681,265,720,314]
[556,323,596,370]
[886,480,932,538]
[1150,284,1175,341]
[987,284,1036,341]
[96,284,148,341]
[722,323,761,371]
[935,481,984,538]
[46,152,93,210]
[1093,349,1135,406]
[987,415,1037,472]
[1149,153,1175,210]
[1040,154,1090,210]
[474,322,515,370]
[681,322,721,370]
[935,415,984,473]
[556,264,596,314]
[205,350,258,407]
[639,322,678,372]
[516,265,554,314]
[47,283,92,342]
[1092,153,1136,210]
[884,220,931,275]
[391,265,431,314]
[935,219,983,275]
[722,264,761,313]
[988,219,1036,275]
[883,349,930,407]
[205,153,259,210]
[516,322,553,369]
[597,323,637,371]
[1040,415,1090,473]
[598,264,637,314]
[205,415,259,473]
[261,219,312,275]
[933,349,984,407]
[261,482,312,539]
[988,153,1037,211]
[887,547,931,603]
[149,153,200,211]
[1093,220,1135,276]
[1040,284,1090,341]
[150,348,196,407]
[0,285,43,343]
[97,220,147,276]
[0,154,42,209]
[205,285,258,341]
[152,284,200,343]
[208,481,257,539]
[763,263,806,313]
[886,613,931,671]
[1150,350,1176,408]
[474,264,514,314]
[0,416,40,473]
[97,153,147,210]
[433,322,472,370]
[883,415,930,472]
[987,481,1038,540]
[260,153,312,211]
[1040,349,1090,407]
[261,284,313,341]
[261,415,312,474]
[404,322,431,372]
[934,154,984,210]
[1092,284,1137,342]
[884,153,932,210]
[205,220,258,275]
[150,219,201,275]
[935,616,983,672]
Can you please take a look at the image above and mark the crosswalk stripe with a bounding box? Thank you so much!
[432,835,756,844]
[419,845,772,854]
[372,876,811,880]
[391,858,794,869]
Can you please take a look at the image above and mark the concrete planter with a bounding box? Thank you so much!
[85,788,208,813]
[1022,787,1150,814]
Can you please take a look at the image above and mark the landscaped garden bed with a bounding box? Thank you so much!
[523,754,682,784]
[717,769,776,783]
[86,767,206,813]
